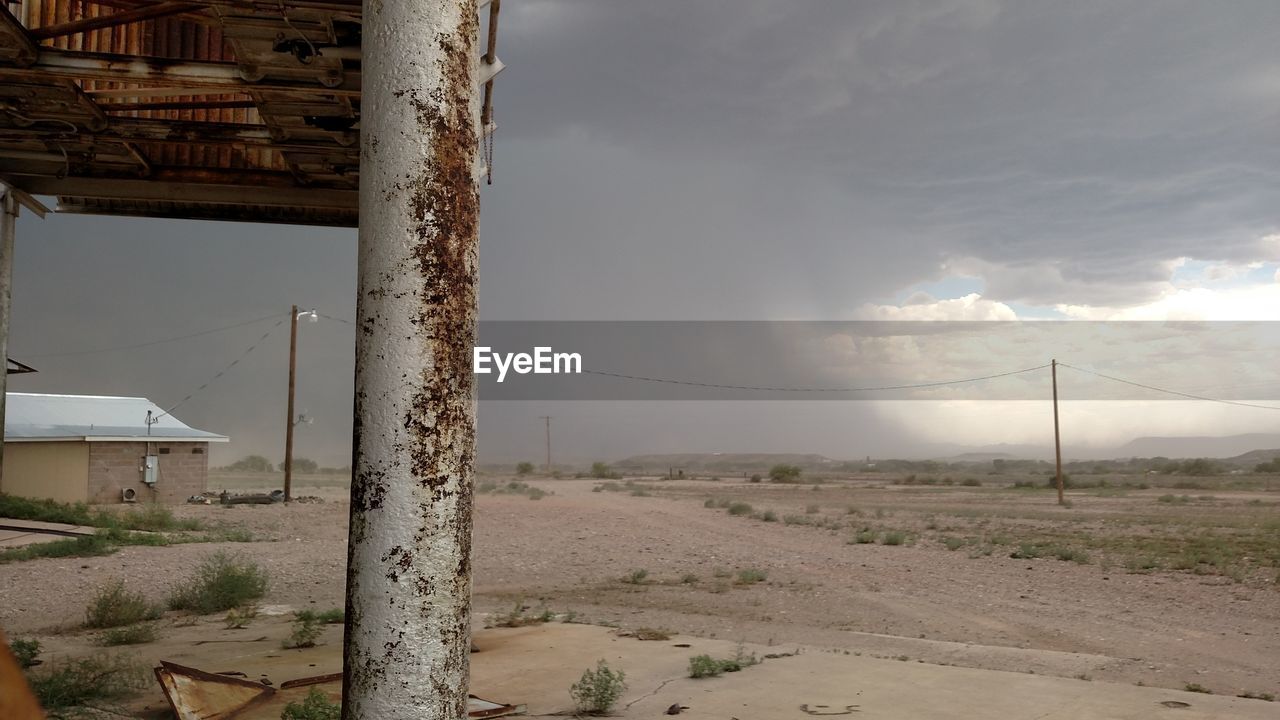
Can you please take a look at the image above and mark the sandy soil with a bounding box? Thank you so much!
[1,476,1276,702]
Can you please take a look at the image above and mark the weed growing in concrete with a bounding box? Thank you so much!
[223,603,259,629]
[284,610,324,649]
[97,623,158,646]
[281,688,341,720]
[688,646,760,678]
[570,660,627,715]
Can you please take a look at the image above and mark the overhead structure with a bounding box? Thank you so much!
[0,0,501,226]
[0,2,502,718]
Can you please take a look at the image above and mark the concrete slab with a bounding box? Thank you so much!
[0,519,96,548]
[74,616,1270,719]
[470,624,1273,719]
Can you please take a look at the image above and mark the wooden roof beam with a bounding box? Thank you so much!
[28,3,207,41]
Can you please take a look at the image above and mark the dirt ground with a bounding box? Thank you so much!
[1,473,1277,709]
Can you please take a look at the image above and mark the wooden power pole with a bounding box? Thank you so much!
[1052,358,1064,505]
[283,304,298,503]
[539,415,552,473]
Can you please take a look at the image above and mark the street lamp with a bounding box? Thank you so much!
[283,306,317,502]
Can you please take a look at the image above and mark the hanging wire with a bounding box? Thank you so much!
[28,312,288,358]
[154,318,288,420]
[580,363,1051,393]
[1057,362,1280,411]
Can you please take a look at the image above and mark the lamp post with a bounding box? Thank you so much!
[283,306,317,502]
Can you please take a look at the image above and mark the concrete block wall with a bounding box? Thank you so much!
[87,441,208,504]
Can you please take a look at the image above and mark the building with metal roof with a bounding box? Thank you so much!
[2,391,226,503]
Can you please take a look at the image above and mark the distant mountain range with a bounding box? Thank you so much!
[610,434,1280,470]
[1112,434,1280,460]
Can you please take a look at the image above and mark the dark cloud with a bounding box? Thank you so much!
[9,1,1280,464]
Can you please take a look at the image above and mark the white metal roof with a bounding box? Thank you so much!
[4,393,228,443]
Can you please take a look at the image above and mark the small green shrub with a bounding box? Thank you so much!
[942,536,965,551]
[85,579,161,629]
[569,660,627,715]
[168,552,269,614]
[768,464,802,483]
[1184,683,1212,694]
[880,531,907,546]
[316,608,344,624]
[26,653,148,717]
[620,569,649,585]
[224,604,259,629]
[735,568,767,585]
[284,611,323,649]
[727,502,753,516]
[10,637,40,668]
[689,646,760,678]
[760,509,778,522]
[97,623,158,646]
[281,688,341,720]
[688,654,722,678]
[805,504,820,514]
[680,573,699,584]
[516,461,535,476]
[852,529,877,544]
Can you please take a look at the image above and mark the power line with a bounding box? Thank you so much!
[1057,362,1280,411]
[155,318,287,420]
[27,312,287,358]
[580,363,1051,393]
[315,312,355,326]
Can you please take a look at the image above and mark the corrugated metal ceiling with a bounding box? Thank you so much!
[0,0,500,227]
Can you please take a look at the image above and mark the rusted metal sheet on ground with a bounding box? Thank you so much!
[155,661,276,720]
[0,627,45,720]
[154,661,523,720]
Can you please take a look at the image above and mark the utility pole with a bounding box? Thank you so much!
[1052,358,1064,505]
[343,1,484,718]
[0,192,15,488]
[539,415,552,474]
[283,304,298,503]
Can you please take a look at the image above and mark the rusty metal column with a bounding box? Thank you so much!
[0,192,16,487]
[343,0,481,718]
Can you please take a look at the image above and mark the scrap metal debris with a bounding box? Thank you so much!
[155,660,525,719]
[218,490,285,505]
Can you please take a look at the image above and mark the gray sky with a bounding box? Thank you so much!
[9,0,1280,467]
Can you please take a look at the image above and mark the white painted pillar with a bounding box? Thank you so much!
[343,1,481,718]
